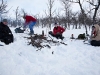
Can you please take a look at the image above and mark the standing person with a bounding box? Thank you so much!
[49,23,65,40]
[0,19,14,45]
[23,14,37,35]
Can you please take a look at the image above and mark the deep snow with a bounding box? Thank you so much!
[0,26,100,75]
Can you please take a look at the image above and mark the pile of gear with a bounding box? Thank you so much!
[15,27,25,33]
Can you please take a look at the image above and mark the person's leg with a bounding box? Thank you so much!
[49,31,52,34]
[91,40,97,46]
[49,31,55,37]
[56,33,64,40]
[92,40,100,46]
[54,35,59,39]
[3,37,9,45]
[10,34,14,42]
[29,22,36,34]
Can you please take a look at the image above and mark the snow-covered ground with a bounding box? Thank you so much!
[0,26,100,75]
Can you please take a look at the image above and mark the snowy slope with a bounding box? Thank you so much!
[0,27,100,75]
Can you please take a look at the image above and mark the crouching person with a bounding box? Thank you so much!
[90,24,100,46]
[49,23,65,40]
[0,19,14,45]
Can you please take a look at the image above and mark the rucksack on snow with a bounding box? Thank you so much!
[15,27,25,33]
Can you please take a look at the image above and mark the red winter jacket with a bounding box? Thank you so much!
[53,26,65,35]
[24,15,37,24]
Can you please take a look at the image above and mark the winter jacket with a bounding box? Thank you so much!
[91,24,100,41]
[0,22,13,44]
[90,24,100,46]
[53,26,65,35]
[24,15,37,24]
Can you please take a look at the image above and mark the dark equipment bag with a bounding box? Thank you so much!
[15,27,25,33]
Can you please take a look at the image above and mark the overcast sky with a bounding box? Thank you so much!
[5,0,80,18]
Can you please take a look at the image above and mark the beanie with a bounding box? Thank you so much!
[55,22,57,25]
[3,19,8,22]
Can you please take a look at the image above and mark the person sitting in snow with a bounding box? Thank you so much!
[49,23,65,40]
[70,34,75,39]
[89,24,100,46]
[0,19,14,45]
[23,14,37,35]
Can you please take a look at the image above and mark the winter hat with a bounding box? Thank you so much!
[3,19,8,22]
[23,13,27,18]
[54,22,57,25]
[92,25,95,28]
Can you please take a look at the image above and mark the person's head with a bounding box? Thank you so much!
[92,25,95,29]
[72,34,74,37]
[54,22,58,27]
[23,15,26,19]
[23,13,27,19]
[2,19,8,25]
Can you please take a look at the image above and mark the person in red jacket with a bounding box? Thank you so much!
[49,23,65,40]
[23,15,37,35]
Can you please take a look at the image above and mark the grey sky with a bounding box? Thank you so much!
[6,0,57,17]
[6,0,80,18]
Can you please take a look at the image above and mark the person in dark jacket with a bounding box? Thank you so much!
[49,23,65,40]
[23,15,37,35]
[0,19,14,45]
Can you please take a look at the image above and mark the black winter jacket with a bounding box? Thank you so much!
[0,22,13,44]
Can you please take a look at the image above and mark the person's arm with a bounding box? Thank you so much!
[25,18,29,24]
[60,26,65,33]
[6,26,13,35]
[53,27,57,35]
[91,28,97,38]
[0,26,4,38]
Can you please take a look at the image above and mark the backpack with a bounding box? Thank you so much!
[15,27,25,33]
[77,33,86,39]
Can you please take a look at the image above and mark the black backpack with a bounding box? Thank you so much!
[15,27,25,33]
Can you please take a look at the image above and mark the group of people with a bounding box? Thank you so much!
[46,23,100,46]
[0,14,37,45]
[0,14,100,46]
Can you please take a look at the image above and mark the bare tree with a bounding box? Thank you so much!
[60,0,72,29]
[54,9,63,25]
[71,12,78,29]
[40,15,49,28]
[15,6,19,26]
[87,0,100,24]
[47,0,55,29]
[69,0,89,35]
[13,7,23,27]
[21,9,27,16]
[0,0,7,20]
